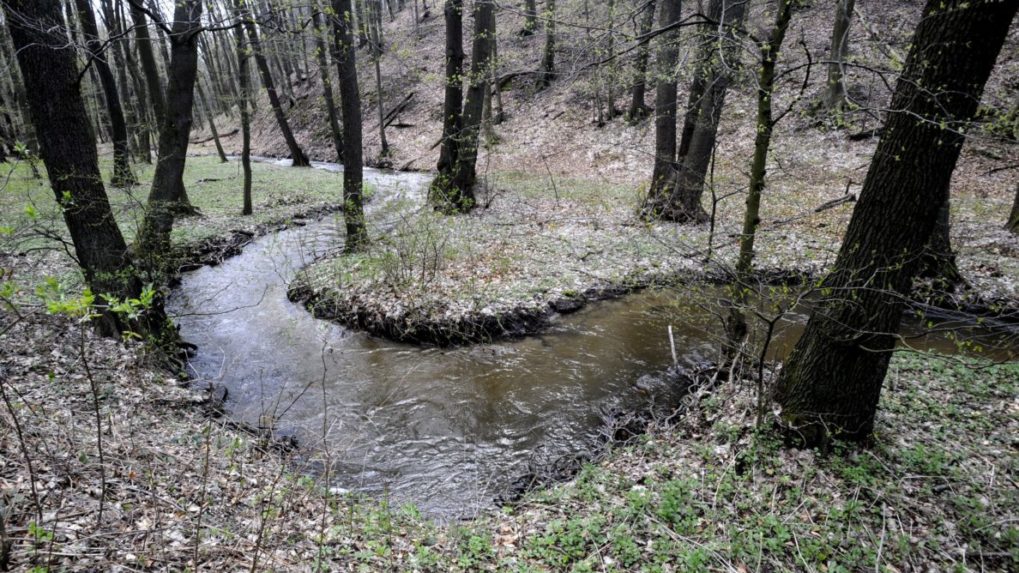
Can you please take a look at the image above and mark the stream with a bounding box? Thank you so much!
[168,159,1016,518]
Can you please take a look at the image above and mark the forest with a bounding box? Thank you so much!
[0,0,1017,570]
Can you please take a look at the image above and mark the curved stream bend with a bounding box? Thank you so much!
[168,161,698,517]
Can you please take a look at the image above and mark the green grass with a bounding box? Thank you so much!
[0,155,343,247]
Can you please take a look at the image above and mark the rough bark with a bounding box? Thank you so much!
[136,0,204,258]
[243,5,310,166]
[641,0,681,218]
[429,0,464,205]
[75,0,136,186]
[369,0,390,158]
[670,0,747,223]
[5,0,156,336]
[332,0,369,251]
[774,0,1016,446]
[626,0,656,122]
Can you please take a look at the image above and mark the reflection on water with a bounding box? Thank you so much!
[168,161,1017,517]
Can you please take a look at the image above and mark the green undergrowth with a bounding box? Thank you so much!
[0,155,344,294]
[311,351,1017,571]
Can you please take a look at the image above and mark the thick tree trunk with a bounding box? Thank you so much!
[130,1,166,124]
[312,5,344,160]
[774,0,1016,446]
[670,0,747,223]
[233,0,254,216]
[243,7,311,166]
[75,0,136,186]
[136,0,204,257]
[332,0,369,251]
[446,0,495,207]
[6,0,158,336]
[429,0,464,205]
[641,0,681,219]
[821,0,855,116]
[626,0,656,122]
[536,0,556,89]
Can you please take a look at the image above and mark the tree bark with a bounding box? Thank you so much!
[774,0,1016,446]
[312,5,344,161]
[233,0,254,216]
[670,0,747,223]
[75,0,137,187]
[821,0,855,116]
[5,0,157,336]
[242,5,311,166]
[136,0,204,257]
[130,0,166,124]
[429,0,464,205]
[626,0,656,122]
[445,0,495,207]
[196,80,228,163]
[332,0,369,251]
[640,0,681,218]
[536,0,556,89]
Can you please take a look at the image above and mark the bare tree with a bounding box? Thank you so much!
[75,0,137,186]
[332,0,369,250]
[640,0,681,218]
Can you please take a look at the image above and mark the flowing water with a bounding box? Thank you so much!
[168,160,1016,518]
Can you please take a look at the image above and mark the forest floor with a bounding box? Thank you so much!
[2,0,1018,570]
[0,151,1016,572]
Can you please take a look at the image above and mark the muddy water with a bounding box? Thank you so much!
[168,160,1016,518]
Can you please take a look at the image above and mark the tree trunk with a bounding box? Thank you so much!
[521,0,537,35]
[536,0,555,89]
[130,0,166,124]
[6,0,159,336]
[626,0,656,122]
[725,0,795,350]
[312,5,344,160]
[136,0,204,257]
[821,0,855,116]
[670,0,747,223]
[641,0,681,218]
[429,0,464,206]
[445,0,496,211]
[243,6,311,166]
[196,80,228,163]
[75,0,137,186]
[1007,183,1019,234]
[233,0,254,216]
[332,0,369,251]
[917,195,965,290]
[369,0,389,158]
[774,0,1016,446]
